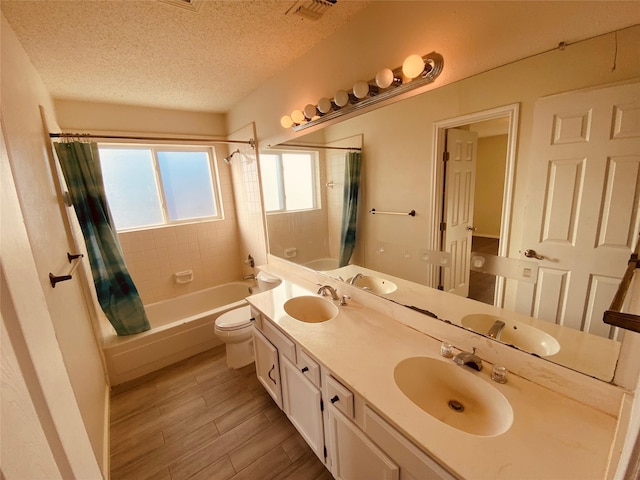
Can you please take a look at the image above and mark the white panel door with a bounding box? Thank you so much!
[442,129,478,296]
[516,81,640,336]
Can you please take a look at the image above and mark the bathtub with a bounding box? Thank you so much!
[103,282,252,386]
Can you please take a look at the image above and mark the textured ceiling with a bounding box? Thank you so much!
[1,0,370,112]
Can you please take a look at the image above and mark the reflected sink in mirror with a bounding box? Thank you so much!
[394,356,513,437]
[462,314,560,357]
[283,296,339,323]
[347,275,398,294]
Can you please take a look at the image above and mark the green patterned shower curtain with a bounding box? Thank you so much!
[54,142,150,336]
[338,151,362,267]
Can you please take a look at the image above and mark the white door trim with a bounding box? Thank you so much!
[430,103,519,305]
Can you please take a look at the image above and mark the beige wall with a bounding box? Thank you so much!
[227,2,640,143]
[474,135,508,238]
[55,99,227,136]
[1,15,106,476]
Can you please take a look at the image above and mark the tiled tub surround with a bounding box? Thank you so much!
[118,220,242,305]
[247,275,622,479]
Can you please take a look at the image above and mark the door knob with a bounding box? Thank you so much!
[524,249,545,260]
[466,226,477,232]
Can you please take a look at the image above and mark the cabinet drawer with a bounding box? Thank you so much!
[363,406,455,480]
[262,319,296,364]
[297,349,321,388]
[249,306,262,330]
[326,375,354,419]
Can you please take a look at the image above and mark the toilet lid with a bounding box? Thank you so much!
[216,306,253,331]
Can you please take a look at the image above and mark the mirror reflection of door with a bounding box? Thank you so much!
[516,81,640,339]
[441,118,510,305]
[441,128,478,297]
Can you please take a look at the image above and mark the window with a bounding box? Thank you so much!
[98,145,221,231]
[260,151,319,213]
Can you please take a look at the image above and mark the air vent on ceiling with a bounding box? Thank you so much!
[285,0,337,21]
[158,0,203,12]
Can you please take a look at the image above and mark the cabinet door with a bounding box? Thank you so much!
[328,406,399,480]
[253,328,282,409]
[363,406,455,480]
[281,356,325,462]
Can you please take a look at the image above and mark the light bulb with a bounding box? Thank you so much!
[280,115,294,128]
[291,109,305,124]
[334,90,349,108]
[317,97,332,114]
[353,80,370,99]
[375,68,395,88]
[303,104,317,119]
[402,54,425,79]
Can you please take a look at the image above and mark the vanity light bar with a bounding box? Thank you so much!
[282,52,444,132]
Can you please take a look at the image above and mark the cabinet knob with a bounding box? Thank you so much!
[301,366,309,373]
[330,395,340,404]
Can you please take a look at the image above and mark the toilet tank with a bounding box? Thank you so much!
[253,271,282,293]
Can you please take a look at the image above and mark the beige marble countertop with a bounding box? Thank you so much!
[247,278,618,480]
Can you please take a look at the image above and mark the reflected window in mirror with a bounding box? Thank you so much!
[261,151,320,212]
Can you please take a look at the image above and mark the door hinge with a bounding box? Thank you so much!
[440,222,446,231]
[320,398,324,411]
[443,151,450,162]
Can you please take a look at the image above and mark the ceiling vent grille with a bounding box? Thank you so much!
[285,0,337,21]
[158,0,203,12]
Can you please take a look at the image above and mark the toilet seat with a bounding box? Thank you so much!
[215,306,252,332]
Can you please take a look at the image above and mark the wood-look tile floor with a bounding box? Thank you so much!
[110,346,333,480]
[469,236,500,305]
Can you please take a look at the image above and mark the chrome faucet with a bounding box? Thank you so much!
[349,273,364,286]
[487,320,506,340]
[453,348,483,371]
[317,285,339,300]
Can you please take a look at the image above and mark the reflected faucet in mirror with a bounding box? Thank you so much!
[487,320,506,340]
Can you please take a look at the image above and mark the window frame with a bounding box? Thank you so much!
[260,149,321,215]
[98,143,223,232]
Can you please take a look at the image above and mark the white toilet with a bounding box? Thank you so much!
[214,271,281,368]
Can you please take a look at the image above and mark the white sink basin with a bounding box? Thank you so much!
[284,296,339,323]
[347,275,398,294]
[394,356,513,437]
[461,314,560,357]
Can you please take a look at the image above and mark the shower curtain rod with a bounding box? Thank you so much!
[269,142,361,151]
[49,132,255,147]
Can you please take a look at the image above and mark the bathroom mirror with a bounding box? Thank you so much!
[262,26,639,382]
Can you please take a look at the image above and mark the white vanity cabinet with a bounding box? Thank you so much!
[280,354,325,462]
[253,327,283,409]
[251,304,456,480]
[252,309,327,464]
[252,307,296,410]
[328,402,399,480]
[363,407,456,480]
[325,374,455,480]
